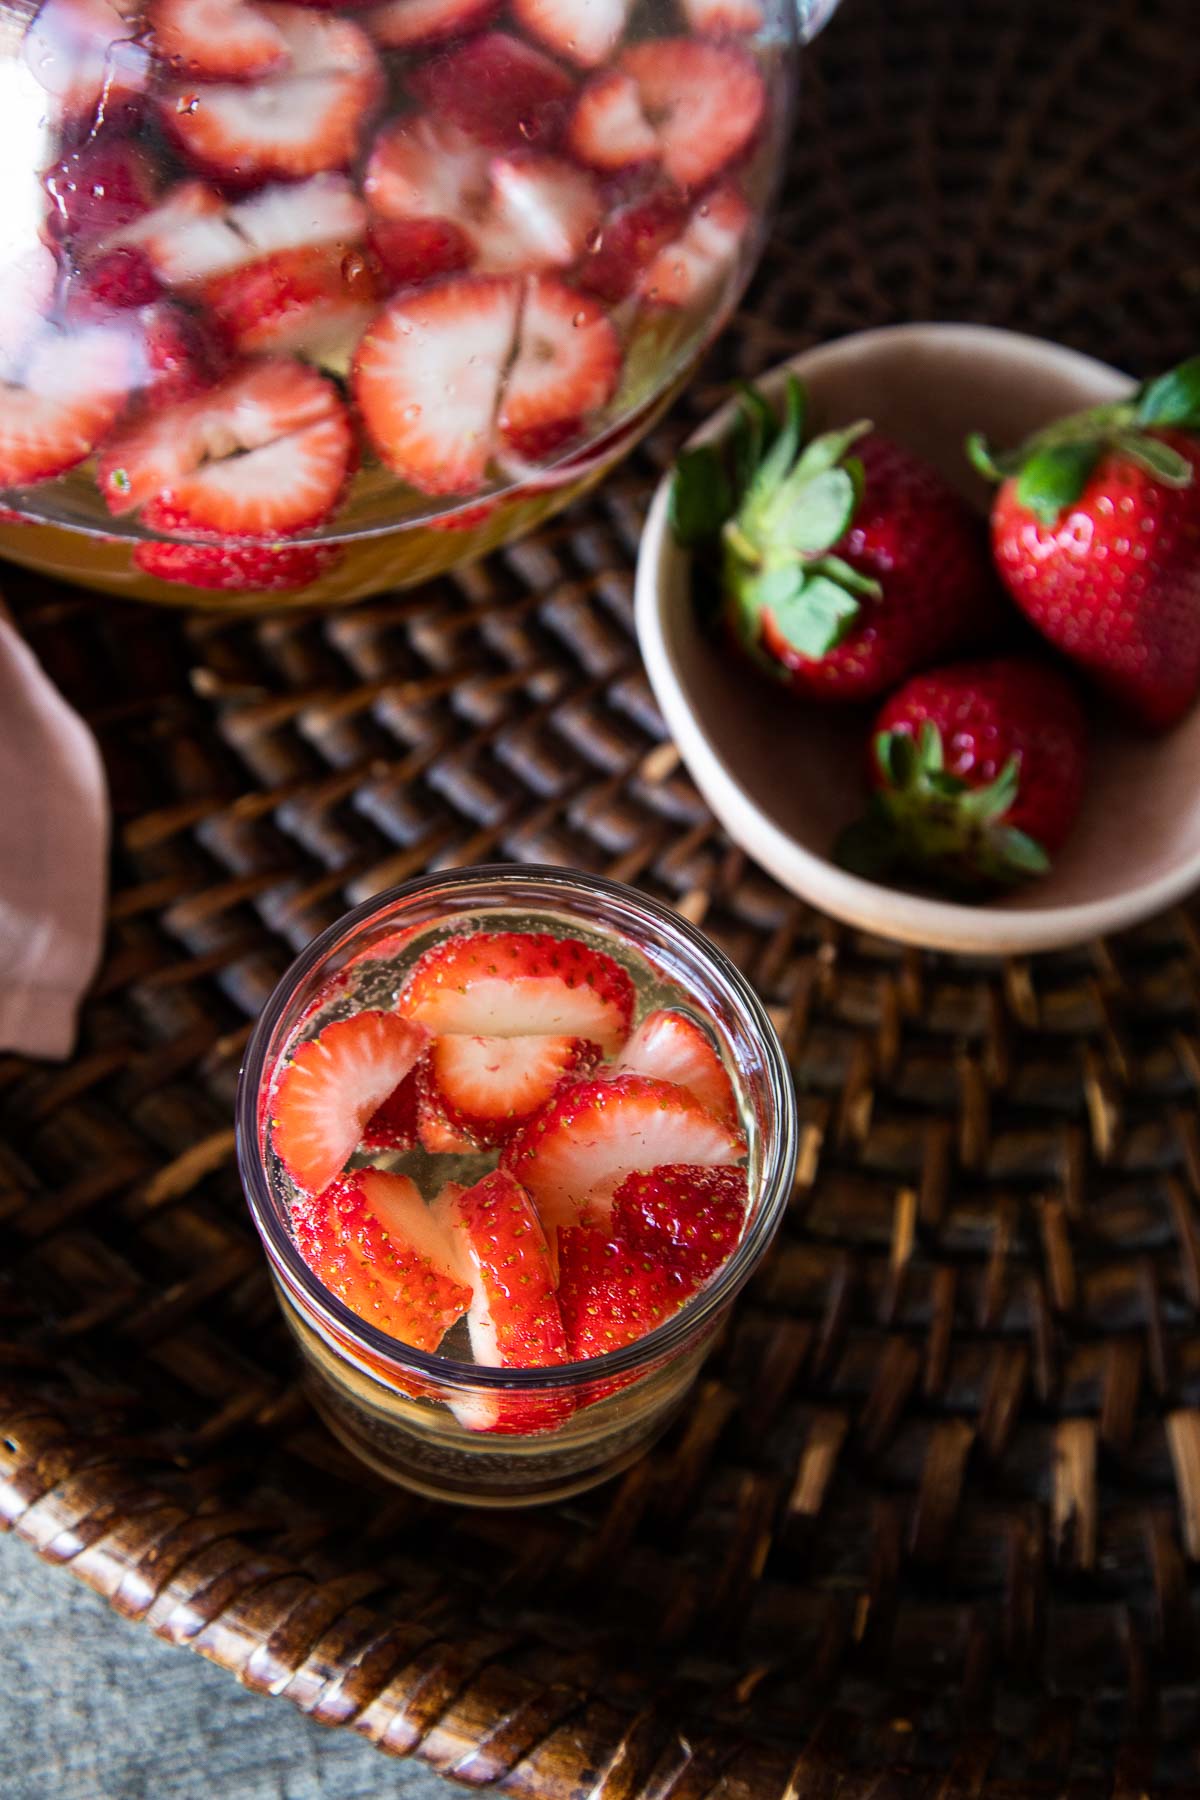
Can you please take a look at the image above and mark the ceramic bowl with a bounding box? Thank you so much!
[635,323,1200,955]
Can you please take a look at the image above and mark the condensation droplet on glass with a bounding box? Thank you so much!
[698,202,710,217]
[176,92,200,113]
[517,117,535,140]
[572,310,587,327]
[584,226,603,254]
[403,403,421,421]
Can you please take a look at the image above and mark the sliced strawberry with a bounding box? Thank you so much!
[0,328,130,488]
[294,1169,470,1351]
[364,115,491,230]
[133,537,342,591]
[617,39,764,189]
[43,139,158,244]
[513,0,630,67]
[442,1169,571,1431]
[576,186,688,303]
[149,0,293,78]
[557,1226,687,1358]
[22,0,149,127]
[503,1072,745,1230]
[366,0,497,48]
[474,157,602,273]
[129,300,217,405]
[99,358,352,536]
[162,7,382,184]
[203,244,385,357]
[398,930,634,1056]
[568,70,659,170]
[353,275,519,495]
[642,182,749,305]
[70,247,163,311]
[366,217,473,289]
[408,32,575,152]
[613,1008,737,1126]
[107,175,368,287]
[416,1080,480,1153]
[680,0,763,32]
[611,1163,747,1282]
[498,277,620,459]
[429,1033,598,1146]
[271,1009,428,1194]
[362,1062,422,1149]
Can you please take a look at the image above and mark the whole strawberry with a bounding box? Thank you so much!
[970,356,1200,731]
[671,377,1002,701]
[836,656,1087,890]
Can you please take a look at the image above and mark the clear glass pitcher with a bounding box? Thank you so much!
[0,0,842,605]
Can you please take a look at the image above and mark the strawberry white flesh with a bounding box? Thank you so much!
[473,157,602,274]
[0,328,130,488]
[398,931,634,1056]
[514,0,631,69]
[270,1009,429,1195]
[353,277,519,495]
[366,0,498,49]
[364,116,492,229]
[106,175,367,286]
[503,1072,746,1230]
[642,184,750,305]
[499,277,621,454]
[0,245,59,385]
[162,6,381,183]
[22,0,149,121]
[99,358,352,536]
[202,245,382,357]
[357,1167,463,1283]
[149,0,292,78]
[568,70,658,169]
[613,1009,737,1126]
[618,38,765,189]
[429,1033,596,1145]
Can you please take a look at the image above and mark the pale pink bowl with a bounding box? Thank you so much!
[636,324,1200,955]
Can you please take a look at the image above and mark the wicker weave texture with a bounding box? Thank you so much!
[4,0,1200,1792]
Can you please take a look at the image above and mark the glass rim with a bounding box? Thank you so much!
[235,862,797,1393]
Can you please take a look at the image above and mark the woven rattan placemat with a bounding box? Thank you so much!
[4,0,1200,1791]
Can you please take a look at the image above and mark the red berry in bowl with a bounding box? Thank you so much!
[836,655,1088,891]
[970,354,1200,731]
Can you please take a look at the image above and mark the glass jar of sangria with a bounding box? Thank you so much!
[236,865,796,1504]
[0,0,840,606]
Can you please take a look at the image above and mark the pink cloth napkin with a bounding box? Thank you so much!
[0,614,108,1059]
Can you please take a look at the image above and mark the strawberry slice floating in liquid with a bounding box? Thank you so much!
[271,1009,428,1194]
[0,328,131,489]
[203,244,388,358]
[161,5,382,184]
[503,1072,745,1230]
[441,1168,572,1432]
[498,278,621,460]
[353,276,520,496]
[680,0,763,34]
[613,1008,737,1127]
[428,1032,598,1147]
[148,0,294,79]
[514,0,632,70]
[616,38,765,189]
[407,32,575,152]
[568,70,659,170]
[611,1163,748,1283]
[575,187,688,304]
[44,139,158,245]
[397,930,635,1056]
[98,358,353,538]
[23,0,150,131]
[641,185,751,307]
[295,1169,470,1352]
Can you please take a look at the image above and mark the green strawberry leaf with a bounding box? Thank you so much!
[766,570,860,658]
[961,754,1020,823]
[1135,355,1200,430]
[1113,432,1195,488]
[763,465,858,553]
[671,447,734,546]
[876,728,917,788]
[1014,440,1101,525]
[792,418,872,482]
[965,432,1024,483]
[746,376,806,501]
[731,385,775,494]
[987,825,1050,879]
[810,554,883,600]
